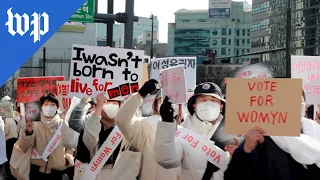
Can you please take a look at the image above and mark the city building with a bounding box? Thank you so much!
[251,0,320,76]
[21,22,97,79]
[167,1,252,64]
[96,15,159,47]
[137,30,159,44]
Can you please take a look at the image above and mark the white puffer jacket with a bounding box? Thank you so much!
[155,114,228,180]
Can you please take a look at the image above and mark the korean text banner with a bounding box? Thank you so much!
[229,62,274,79]
[17,76,65,103]
[151,57,196,90]
[69,44,144,100]
[0,0,88,87]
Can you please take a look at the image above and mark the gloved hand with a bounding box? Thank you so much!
[138,79,158,97]
[160,96,174,123]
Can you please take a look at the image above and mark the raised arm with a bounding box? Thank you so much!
[83,104,102,152]
[68,98,91,133]
[114,79,158,142]
[154,96,183,168]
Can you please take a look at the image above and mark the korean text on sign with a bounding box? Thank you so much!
[56,81,72,111]
[69,44,144,100]
[291,56,320,104]
[17,76,65,103]
[151,57,196,90]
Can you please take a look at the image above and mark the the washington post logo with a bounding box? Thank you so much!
[5,8,49,43]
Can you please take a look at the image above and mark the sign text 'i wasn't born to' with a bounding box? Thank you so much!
[225,78,302,136]
[69,45,144,100]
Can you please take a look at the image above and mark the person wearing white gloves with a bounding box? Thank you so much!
[155,82,236,180]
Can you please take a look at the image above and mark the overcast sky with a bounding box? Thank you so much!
[98,0,252,43]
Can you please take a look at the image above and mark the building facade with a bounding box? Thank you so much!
[167,1,252,64]
[251,0,320,76]
[96,15,159,46]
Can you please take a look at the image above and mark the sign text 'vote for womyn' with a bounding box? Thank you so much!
[225,78,302,136]
[69,44,144,100]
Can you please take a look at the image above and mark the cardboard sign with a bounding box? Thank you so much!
[0,101,14,118]
[22,101,41,122]
[159,66,187,104]
[291,56,320,104]
[151,57,197,90]
[56,81,72,111]
[225,78,302,136]
[17,76,65,103]
[69,44,144,100]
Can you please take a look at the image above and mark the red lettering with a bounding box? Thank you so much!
[237,111,288,124]
[175,131,180,137]
[266,95,273,106]
[248,81,277,92]
[271,81,277,91]
[250,95,273,107]
[202,145,208,152]
[210,150,216,157]
[250,96,256,106]
[214,154,221,164]
[248,82,256,91]
[70,78,92,96]
[187,136,193,142]
[191,140,199,148]
[182,134,189,140]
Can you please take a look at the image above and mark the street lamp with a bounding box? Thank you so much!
[150,13,154,59]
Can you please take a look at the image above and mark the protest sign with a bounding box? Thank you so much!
[225,78,302,136]
[69,44,144,100]
[159,66,187,104]
[229,62,274,79]
[56,81,72,111]
[0,101,14,118]
[17,76,65,103]
[291,56,320,104]
[151,57,196,90]
[21,101,41,122]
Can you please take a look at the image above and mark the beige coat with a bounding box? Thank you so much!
[17,116,75,174]
[4,117,19,140]
[114,93,179,180]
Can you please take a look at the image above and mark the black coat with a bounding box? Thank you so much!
[224,136,320,180]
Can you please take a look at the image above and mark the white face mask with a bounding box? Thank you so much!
[158,104,179,117]
[103,104,119,119]
[42,106,57,117]
[196,101,220,122]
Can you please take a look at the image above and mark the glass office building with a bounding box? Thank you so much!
[167,2,252,64]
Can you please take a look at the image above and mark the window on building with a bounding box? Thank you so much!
[232,19,235,21]
[221,48,226,55]
[237,39,240,46]
[247,39,250,45]
[247,29,251,36]
[237,19,240,22]
[242,30,245,36]
[222,28,227,35]
[221,38,227,45]
[237,30,240,36]
[242,39,245,44]
[247,49,250,53]
[236,49,239,55]
[242,49,245,54]
[228,39,231,45]
[229,29,232,35]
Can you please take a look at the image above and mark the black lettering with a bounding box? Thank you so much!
[72,47,84,61]
[108,53,118,66]
[82,53,96,64]
[130,73,138,81]
[82,66,92,77]
[108,87,121,99]
[95,56,108,66]
[131,55,142,68]
[118,58,128,67]
[130,83,139,93]
[122,68,131,80]
[73,62,82,76]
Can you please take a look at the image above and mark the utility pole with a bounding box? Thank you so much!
[124,0,135,48]
[150,13,154,59]
[42,47,46,76]
[285,0,292,78]
[107,0,114,46]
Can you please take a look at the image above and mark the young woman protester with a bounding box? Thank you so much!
[16,93,75,180]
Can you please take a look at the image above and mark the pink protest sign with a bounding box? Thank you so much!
[291,56,320,104]
[159,66,187,104]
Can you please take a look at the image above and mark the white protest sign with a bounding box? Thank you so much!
[159,66,187,104]
[151,57,196,90]
[291,56,320,104]
[69,44,144,100]
[56,81,72,111]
